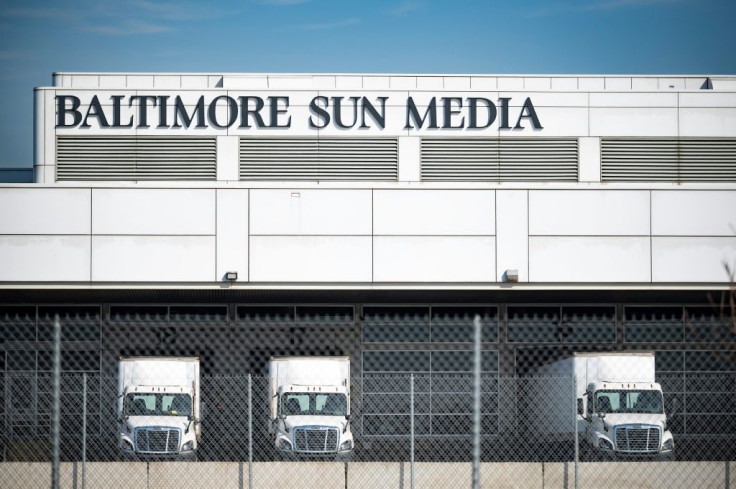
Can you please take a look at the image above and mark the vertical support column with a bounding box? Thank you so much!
[573,374,579,489]
[578,137,601,182]
[3,374,8,462]
[82,373,87,489]
[216,136,240,181]
[410,374,414,489]
[248,374,253,489]
[51,315,61,489]
[725,461,730,489]
[398,137,421,182]
[496,191,529,282]
[472,315,482,489]
[216,189,250,282]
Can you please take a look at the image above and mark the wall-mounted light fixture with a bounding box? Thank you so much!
[503,269,519,283]
[225,271,238,282]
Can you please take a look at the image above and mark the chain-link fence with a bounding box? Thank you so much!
[1,370,733,488]
[0,308,735,488]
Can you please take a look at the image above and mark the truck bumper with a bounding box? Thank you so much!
[121,449,198,461]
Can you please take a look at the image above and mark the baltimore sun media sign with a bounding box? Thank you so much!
[56,94,543,131]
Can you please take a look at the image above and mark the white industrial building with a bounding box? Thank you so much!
[0,73,734,444]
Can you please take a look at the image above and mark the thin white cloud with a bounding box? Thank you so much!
[2,7,77,19]
[299,17,359,30]
[260,0,312,5]
[133,0,239,21]
[583,0,684,10]
[2,1,237,36]
[150,47,206,58]
[82,0,238,36]
[390,0,424,17]
[529,0,685,17]
[86,21,175,36]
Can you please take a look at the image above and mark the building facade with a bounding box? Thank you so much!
[0,73,735,450]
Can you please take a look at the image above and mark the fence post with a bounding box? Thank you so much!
[82,373,87,489]
[573,374,579,489]
[51,314,61,489]
[3,374,8,462]
[410,373,414,489]
[248,374,253,489]
[472,314,482,489]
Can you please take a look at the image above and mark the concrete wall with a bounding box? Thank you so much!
[544,461,729,489]
[0,461,731,489]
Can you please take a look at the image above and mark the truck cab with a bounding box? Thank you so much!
[271,384,353,455]
[268,356,354,456]
[118,357,201,459]
[120,386,199,459]
[578,381,674,456]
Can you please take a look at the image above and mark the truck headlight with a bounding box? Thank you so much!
[181,441,194,452]
[599,438,613,451]
[662,439,674,451]
[278,439,292,451]
[122,439,134,452]
[339,440,353,452]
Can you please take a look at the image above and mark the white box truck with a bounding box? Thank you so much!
[118,357,201,459]
[529,352,674,457]
[268,356,353,456]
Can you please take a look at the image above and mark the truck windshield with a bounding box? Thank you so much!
[281,393,347,416]
[125,393,192,416]
[595,390,663,414]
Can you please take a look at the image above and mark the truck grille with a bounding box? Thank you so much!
[134,427,181,454]
[614,426,660,453]
[293,427,339,453]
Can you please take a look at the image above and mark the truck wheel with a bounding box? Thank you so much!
[579,443,598,462]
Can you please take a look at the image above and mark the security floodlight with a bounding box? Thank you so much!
[504,269,519,283]
[225,271,238,282]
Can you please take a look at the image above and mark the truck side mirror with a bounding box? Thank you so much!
[576,398,584,416]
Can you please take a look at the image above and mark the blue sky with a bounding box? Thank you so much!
[1,0,734,168]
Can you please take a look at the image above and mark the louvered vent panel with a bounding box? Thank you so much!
[601,139,679,182]
[499,139,578,181]
[56,137,216,181]
[239,138,398,181]
[679,139,736,181]
[601,138,736,182]
[421,138,578,181]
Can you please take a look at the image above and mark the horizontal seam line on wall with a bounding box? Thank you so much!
[89,233,215,237]
[250,234,496,237]
[530,234,736,238]
[529,234,651,237]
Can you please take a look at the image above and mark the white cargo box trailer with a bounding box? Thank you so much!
[527,352,674,456]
